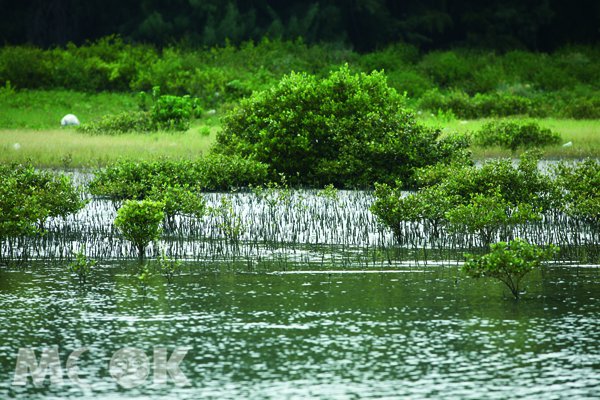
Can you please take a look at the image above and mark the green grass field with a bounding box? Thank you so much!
[422,117,600,159]
[1,90,598,167]
[0,126,216,168]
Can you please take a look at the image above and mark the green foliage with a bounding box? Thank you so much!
[77,111,153,135]
[147,86,203,131]
[463,239,558,299]
[79,88,203,134]
[252,174,293,210]
[156,251,182,283]
[69,247,97,284]
[114,200,165,258]
[554,159,600,225]
[317,184,340,203]
[0,38,598,120]
[446,191,541,246]
[418,89,534,118]
[416,151,560,211]
[148,184,206,231]
[474,120,562,151]
[216,65,469,188]
[419,51,472,88]
[371,152,560,245]
[208,196,246,243]
[371,182,459,241]
[89,156,269,200]
[0,164,86,239]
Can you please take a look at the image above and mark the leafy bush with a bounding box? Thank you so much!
[216,65,469,188]
[79,88,203,134]
[146,87,203,130]
[371,152,560,245]
[464,239,558,299]
[554,159,600,225]
[445,191,540,246]
[0,164,86,239]
[114,199,165,258]
[418,89,534,118]
[562,96,600,119]
[89,156,270,200]
[77,111,154,134]
[419,51,472,88]
[69,247,97,284]
[473,121,561,151]
[148,184,206,231]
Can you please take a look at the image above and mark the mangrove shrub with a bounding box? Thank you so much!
[463,239,558,299]
[114,200,165,259]
[216,65,469,188]
[0,164,85,239]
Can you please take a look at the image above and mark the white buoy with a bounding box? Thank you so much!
[562,141,573,147]
[61,114,80,126]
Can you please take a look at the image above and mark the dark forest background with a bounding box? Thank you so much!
[1,0,598,51]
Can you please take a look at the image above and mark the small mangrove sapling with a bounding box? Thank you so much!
[114,200,165,259]
[69,247,96,284]
[463,238,558,299]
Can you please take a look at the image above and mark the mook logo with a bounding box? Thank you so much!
[12,346,191,389]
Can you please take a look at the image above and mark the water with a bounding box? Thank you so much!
[0,261,599,399]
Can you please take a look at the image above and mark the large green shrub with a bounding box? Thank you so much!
[216,65,469,187]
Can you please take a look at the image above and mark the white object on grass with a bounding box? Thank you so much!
[13,143,21,150]
[61,114,80,126]
[562,141,573,147]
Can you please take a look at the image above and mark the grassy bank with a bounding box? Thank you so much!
[1,117,597,168]
[0,127,216,168]
[422,117,600,159]
[0,89,138,129]
[0,87,598,168]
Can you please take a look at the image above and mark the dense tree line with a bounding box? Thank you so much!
[0,0,598,51]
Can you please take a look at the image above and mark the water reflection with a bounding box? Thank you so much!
[0,262,598,399]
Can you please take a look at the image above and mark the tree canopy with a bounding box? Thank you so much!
[1,0,597,51]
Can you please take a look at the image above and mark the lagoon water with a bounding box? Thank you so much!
[0,261,598,399]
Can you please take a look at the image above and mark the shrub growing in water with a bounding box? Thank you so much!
[371,152,560,246]
[463,239,558,299]
[215,65,469,188]
[0,164,85,239]
[89,156,270,200]
[473,120,561,151]
[114,200,165,259]
[554,159,600,227]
